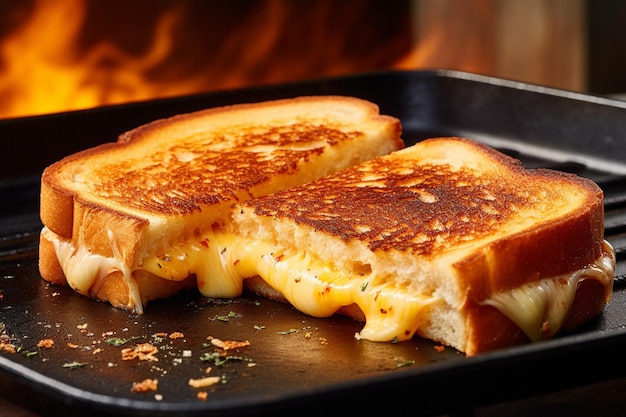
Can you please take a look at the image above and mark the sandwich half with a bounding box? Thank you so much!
[215,137,615,356]
[38,96,404,313]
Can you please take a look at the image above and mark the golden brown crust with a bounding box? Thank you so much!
[243,137,604,293]
[38,95,404,310]
[71,201,148,264]
[235,137,611,355]
[92,272,197,309]
[38,231,68,285]
[40,143,119,239]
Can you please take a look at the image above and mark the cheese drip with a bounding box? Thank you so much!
[48,226,616,343]
[482,240,616,341]
[219,240,439,341]
[49,227,143,313]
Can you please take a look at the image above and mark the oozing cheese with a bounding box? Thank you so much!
[481,239,615,341]
[218,239,439,341]
[47,226,616,343]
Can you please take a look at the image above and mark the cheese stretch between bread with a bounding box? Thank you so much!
[38,96,615,356]
[38,95,404,312]
[44,225,614,343]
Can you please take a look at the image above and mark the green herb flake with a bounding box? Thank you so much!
[210,311,242,322]
[104,336,142,346]
[397,360,415,368]
[63,361,87,369]
[199,352,245,366]
[360,281,369,292]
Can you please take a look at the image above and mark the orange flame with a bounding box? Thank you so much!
[0,0,213,119]
[0,1,425,120]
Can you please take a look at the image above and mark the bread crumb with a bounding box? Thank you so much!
[207,336,250,350]
[188,376,221,388]
[434,345,445,353]
[37,339,54,348]
[131,378,158,393]
[0,336,16,353]
[197,391,208,400]
[122,343,159,361]
[169,332,184,339]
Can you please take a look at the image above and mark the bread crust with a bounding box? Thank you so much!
[233,137,614,355]
[38,229,67,285]
[38,96,404,310]
[242,264,609,356]
[462,277,607,355]
[456,183,604,300]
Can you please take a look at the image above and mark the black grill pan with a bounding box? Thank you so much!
[1,70,626,416]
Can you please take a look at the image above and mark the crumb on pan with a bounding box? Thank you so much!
[131,378,158,393]
[189,376,221,388]
[37,339,54,348]
[0,335,16,353]
[207,336,250,350]
[122,343,159,361]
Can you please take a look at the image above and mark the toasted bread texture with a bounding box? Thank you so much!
[231,137,615,355]
[39,96,404,312]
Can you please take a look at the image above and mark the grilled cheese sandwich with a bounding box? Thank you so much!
[38,97,614,356]
[222,137,615,355]
[38,96,404,313]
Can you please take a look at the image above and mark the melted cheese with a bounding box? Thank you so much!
[220,240,438,341]
[482,239,616,341]
[50,228,144,313]
[47,226,616,343]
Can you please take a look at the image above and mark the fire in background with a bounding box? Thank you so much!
[0,0,413,119]
[0,0,589,119]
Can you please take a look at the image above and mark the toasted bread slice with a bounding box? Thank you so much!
[39,96,404,313]
[222,137,615,356]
